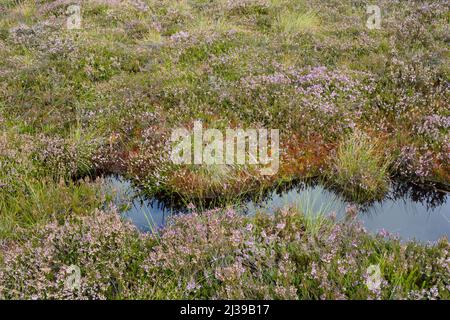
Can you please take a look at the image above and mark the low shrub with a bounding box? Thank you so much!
[1,207,448,300]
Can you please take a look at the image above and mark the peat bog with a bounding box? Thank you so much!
[0,0,449,300]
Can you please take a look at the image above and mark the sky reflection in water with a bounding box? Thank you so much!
[105,176,450,242]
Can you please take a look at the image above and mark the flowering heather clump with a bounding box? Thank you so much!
[225,0,269,13]
[395,145,440,182]
[33,135,100,178]
[9,21,56,48]
[219,65,374,136]
[1,207,448,299]
[170,31,191,43]
[415,115,450,143]
[0,208,148,299]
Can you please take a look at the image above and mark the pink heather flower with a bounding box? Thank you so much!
[276,222,286,230]
[310,262,318,279]
[378,228,390,238]
[170,31,190,42]
[345,204,358,219]
[230,230,242,247]
[186,279,200,292]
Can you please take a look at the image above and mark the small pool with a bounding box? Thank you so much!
[104,176,450,242]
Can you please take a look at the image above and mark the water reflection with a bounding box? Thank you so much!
[105,175,178,232]
[104,176,449,242]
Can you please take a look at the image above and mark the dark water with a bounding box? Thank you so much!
[104,176,450,242]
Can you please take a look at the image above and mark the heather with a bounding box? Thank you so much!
[0,207,449,300]
[0,0,448,204]
[0,0,449,300]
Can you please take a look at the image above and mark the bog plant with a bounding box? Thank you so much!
[0,207,448,300]
[0,0,449,301]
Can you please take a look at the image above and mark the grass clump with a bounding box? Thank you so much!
[328,130,392,203]
[0,176,103,241]
[276,10,320,34]
[0,131,103,240]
